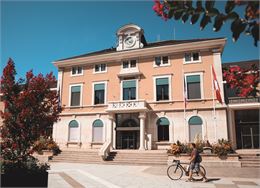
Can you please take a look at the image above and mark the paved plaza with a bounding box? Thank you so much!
[48,163,260,188]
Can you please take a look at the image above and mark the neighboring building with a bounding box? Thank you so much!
[52,24,228,152]
[223,60,260,150]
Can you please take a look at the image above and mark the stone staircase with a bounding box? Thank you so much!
[105,150,168,165]
[239,154,260,168]
[50,149,168,166]
[50,149,103,164]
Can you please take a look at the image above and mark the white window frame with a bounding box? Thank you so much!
[184,72,204,100]
[92,119,104,143]
[93,63,107,74]
[153,75,172,102]
[92,81,108,105]
[153,56,170,67]
[121,59,138,70]
[183,52,201,64]
[120,79,138,101]
[67,119,81,143]
[69,83,83,107]
[71,66,83,76]
[187,115,205,142]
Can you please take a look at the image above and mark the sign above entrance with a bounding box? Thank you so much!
[107,100,147,112]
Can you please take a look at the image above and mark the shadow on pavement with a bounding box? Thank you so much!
[192,178,221,183]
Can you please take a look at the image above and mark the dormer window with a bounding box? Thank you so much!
[154,56,169,67]
[71,66,83,76]
[94,64,107,73]
[122,60,137,69]
[184,52,201,63]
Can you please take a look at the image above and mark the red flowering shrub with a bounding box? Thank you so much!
[0,58,61,171]
[223,64,259,97]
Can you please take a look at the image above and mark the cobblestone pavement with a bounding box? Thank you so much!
[48,163,260,188]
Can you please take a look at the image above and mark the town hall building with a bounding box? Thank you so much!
[52,24,229,157]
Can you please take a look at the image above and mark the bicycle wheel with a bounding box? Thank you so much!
[192,165,206,181]
[167,164,183,180]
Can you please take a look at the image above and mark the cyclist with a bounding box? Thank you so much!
[187,143,208,182]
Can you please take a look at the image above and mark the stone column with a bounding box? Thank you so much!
[108,114,114,148]
[139,112,146,150]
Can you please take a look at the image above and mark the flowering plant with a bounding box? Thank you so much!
[212,139,234,157]
[32,137,61,155]
[0,58,61,173]
[223,64,259,97]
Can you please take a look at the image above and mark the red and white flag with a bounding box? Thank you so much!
[212,65,223,104]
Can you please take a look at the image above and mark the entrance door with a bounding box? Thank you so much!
[122,131,137,149]
[116,131,139,149]
[235,109,259,149]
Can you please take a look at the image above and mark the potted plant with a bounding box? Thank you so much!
[212,139,234,159]
[202,140,212,154]
[0,59,61,187]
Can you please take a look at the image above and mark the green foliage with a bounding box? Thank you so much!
[1,156,49,174]
[153,0,259,46]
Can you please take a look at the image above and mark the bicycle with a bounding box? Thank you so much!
[167,160,206,181]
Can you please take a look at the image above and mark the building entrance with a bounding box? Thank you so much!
[235,109,259,149]
[115,113,140,149]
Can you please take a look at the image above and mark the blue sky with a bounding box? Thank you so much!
[1,1,259,79]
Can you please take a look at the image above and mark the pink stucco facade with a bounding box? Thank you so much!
[52,24,228,151]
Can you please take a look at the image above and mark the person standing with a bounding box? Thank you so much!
[187,143,208,182]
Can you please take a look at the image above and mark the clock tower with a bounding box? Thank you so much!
[116,24,147,51]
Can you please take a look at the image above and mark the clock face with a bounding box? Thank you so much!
[124,36,136,47]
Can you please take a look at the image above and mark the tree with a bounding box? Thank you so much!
[153,0,259,46]
[0,58,61,167]
[223,64,259,97]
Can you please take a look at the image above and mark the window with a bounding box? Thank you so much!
[68,120,79,142]
[156,77,169,101]
[71,66,83,76]
[184,52,200,63]
[70,85,81,106]
[94,64,107,73]
[92,119,103,142]
[122,60,137,69]
[186,75,201,99]
[189,116,202,142]
[154,56,169,66]
[157,117,169,141]
[94,83,105,105]
[122,80,136,100]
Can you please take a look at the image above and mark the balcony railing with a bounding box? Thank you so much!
[228,97,260,104]
[106,100,147,112]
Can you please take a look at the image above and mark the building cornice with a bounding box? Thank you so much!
[53,38,226,68]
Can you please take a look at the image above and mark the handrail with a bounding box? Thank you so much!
[98,141,111,160]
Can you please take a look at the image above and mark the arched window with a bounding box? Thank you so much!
[92,119,103,142]
[68,120,79,142]
[157,117,170,141]
[189,116,202,142]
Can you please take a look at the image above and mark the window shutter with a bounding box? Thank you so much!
[94,83,105,91]
[123,80,136,88]
[157,117,170,126]
[189,116,202,125]
[156,78,169,86]
[93,119,103,127]
[71,86,81,92]
[186,75,200,83]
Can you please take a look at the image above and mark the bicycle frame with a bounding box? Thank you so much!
[172,160,190,174]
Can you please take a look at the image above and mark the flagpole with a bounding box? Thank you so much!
[182,67,187,141]
[211,65,217,141]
